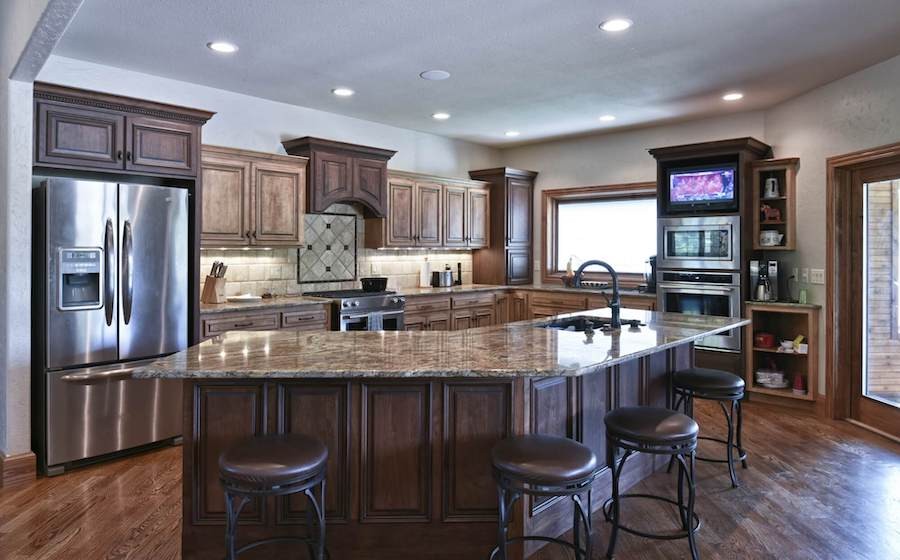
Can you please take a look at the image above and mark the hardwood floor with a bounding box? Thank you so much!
[1,400,898,559]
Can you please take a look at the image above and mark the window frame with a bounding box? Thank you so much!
[541,182,657,287]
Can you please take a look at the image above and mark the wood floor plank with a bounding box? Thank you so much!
[1,401,898,559]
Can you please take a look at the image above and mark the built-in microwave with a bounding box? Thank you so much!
[657,215,741,271]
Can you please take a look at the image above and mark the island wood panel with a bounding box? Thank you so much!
[276,382,351,523]
[191,383,268,525]
[181,342,695,560]
[360,383,433,522]
[442,381,513,521]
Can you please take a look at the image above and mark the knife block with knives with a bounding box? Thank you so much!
[201,261,228,304]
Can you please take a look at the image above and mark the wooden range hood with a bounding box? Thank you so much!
[282,136,397,217]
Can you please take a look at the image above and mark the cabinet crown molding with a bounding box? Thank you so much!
[648,136,772,160]
[281,136,397,159]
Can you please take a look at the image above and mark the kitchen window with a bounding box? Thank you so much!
[541,182,657,285]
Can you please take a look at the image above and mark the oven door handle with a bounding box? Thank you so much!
[658,283,738,294]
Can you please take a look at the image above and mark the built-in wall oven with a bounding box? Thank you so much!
[657,271,742,351]
[657,215,741,271]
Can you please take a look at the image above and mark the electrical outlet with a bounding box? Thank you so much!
[810,268,825,285]
[800,268,809,283]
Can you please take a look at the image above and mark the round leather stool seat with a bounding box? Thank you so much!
[219,434,328,488]
[491,434,598,485]
[605,406,698,445]
[674,367,745,395]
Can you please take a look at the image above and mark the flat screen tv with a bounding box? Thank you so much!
[665,163,738,213]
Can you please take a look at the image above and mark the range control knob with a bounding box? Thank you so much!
[391,297,400,304]
[352,301,360,307]
[399,297,406,303]
[341,301,349,308]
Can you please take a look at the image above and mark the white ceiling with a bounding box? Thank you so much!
[54,0,900,146]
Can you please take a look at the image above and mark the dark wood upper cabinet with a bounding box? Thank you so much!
[366,171,490,249]
[125,116,197,176]
[415,181,443,247]
[200,145,307,247]
[34,82,213,177]
[469,168,538,285]
[282,137,396,218]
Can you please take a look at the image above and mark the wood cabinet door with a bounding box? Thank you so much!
[313,152,353,212]
[404,313,427,331]
[200,155,251,246]
[443,186,467,247]
[426,311,451,331]
[415,181,443,247]
[510,293,529,322]
[354,157,388,216]
[36,102,125,170]
[506,179,532,247]
[125,116,198,176]
[451,310,474,331]
[387,178,416,247]
[467,187,490,248]
[473,306,495,328]
[494,293,509,324]
[251,161,305,246]
[506,249,531,285]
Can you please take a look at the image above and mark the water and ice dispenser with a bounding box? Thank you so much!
[58,248,103,310]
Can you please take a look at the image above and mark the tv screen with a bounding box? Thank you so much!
[669,166,736,206]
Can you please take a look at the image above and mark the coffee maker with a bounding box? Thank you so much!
[750,259,786,301]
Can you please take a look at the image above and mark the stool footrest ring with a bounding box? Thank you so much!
[602,493,701,541]
[696,435,748,464]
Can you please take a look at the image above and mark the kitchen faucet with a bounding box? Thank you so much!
[573,260,621,329]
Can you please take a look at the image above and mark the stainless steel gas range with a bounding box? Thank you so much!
[303,289,406,331]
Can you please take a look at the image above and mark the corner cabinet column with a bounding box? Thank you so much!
[469,167,538,285]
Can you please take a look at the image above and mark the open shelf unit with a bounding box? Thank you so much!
[751,158,799,251]
[745,301,820,401]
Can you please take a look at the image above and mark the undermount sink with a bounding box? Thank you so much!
[539,315,644,332]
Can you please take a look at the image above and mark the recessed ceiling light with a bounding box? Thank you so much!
[207,41,238,53]
[432,112,451,120]
[504,131,520,138]
[599,18,633,32]
[722,92,744,101]
[332,87,355,97]
[420,69,451,81]
[599,114,616,122]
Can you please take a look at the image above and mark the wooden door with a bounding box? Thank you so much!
[313,152,353,212]
[200,155,251,246]
[354,157,388,216]
[36,102,125,170]
[506,249,531,285]
[125,116,197,176]
[415,182,443,247]
[444,186,467,247]
[387,178,416,247]
[505,179,531,247]
[467,187,490,248]
[251,161,304,246]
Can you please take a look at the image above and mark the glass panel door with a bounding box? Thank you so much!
[863,178,900,409]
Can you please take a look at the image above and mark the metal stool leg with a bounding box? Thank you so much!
[303,480,327,560]
[606,448,632,559]
[667,390,689,474]
[736,399,748,469]
[676,453,700,560]
[492,485,520,560]
[720,400,739,488]
[224,491,249,560]
[572,490,593,560]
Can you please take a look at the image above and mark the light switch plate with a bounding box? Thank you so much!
[810,268,825,284]
[800,268,809,283]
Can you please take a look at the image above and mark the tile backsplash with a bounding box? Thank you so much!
[200,204,473,297]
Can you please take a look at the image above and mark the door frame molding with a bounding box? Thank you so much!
[826,141,900,420]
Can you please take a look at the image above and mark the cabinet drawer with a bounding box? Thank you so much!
[529,293,587,310]
[451,292,496,309]
[281,308,328,330]
[586,294,656,311]
[202,313,279,337]
[405,296,451,313]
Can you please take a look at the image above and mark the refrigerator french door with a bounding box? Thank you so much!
[35,178,187,474]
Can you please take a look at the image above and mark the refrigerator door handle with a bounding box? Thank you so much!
[60,367,139,383]
[104,218,116,326]
[122,220,134,324]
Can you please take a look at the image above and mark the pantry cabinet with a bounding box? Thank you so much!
[200,145,307,247]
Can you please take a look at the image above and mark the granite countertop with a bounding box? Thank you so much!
[200,295,330,314]
[135,309,748,380]
[744,300,822,309]
[397,283,655,298]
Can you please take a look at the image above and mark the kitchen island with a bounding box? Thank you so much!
[136,308,748,560]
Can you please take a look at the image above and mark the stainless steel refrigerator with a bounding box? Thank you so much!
[33,178,187,475]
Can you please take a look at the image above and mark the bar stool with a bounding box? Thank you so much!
[669,367,748,487]
[603,406,700,560]
[489,434,599,560]
[219,433,328,560]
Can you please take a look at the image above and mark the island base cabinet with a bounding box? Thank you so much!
[180,343,692,559]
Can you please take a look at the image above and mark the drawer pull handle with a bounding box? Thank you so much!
[233,321,255,328]
[291,316,316,321]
